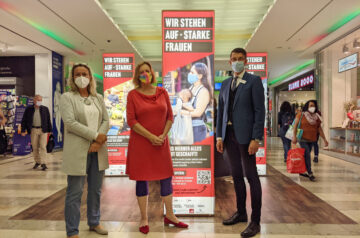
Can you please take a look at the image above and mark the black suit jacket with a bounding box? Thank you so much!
[21,105,52,134]
[216,72,265,144]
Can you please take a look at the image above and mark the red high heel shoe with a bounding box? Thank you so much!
[164,217,188,228]
[139,225,149,234]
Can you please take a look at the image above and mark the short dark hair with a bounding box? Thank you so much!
[280,101,292,113]
[230,48,247,58]
[303,100,318,113]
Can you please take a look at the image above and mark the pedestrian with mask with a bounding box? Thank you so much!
[216,48,265,238]
[21,95,52,171]
[292,100,328,181]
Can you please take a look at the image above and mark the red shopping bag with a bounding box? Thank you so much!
[286,148,306,174]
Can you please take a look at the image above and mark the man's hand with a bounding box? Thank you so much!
[248,140,260,155]
[216,139,224,153]
[21,132,26,137]
[95,133,107,145]
[89,142,101,153]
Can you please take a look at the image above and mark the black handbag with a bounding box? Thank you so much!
[0,129,7,154]
[46,134,55,153]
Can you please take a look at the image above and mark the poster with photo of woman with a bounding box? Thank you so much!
[169,55,214,145]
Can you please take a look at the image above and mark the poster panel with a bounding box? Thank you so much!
[103,53,134,176]
[52,51,64,149]
[162,10,215,215]
[247,53,268,175]
[13,96,32,155]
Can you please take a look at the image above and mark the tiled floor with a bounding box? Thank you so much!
[0,138,360,237]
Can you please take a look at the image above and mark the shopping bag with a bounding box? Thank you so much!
[285,125,303,141]
[171,114,194,145]
[286,148,306,173]
[46,134,55,153]
[285,113,303,141]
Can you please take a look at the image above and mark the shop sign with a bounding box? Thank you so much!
[288,74,314,91]
[339,53,358,73]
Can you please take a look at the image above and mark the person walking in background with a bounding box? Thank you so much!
[312,110,323,163]
[126,62,188,234]
[278,101,294,162]
[60,63,109,238]
[21,95,52,171]
[216,48,265,238]
[292,100,328,181]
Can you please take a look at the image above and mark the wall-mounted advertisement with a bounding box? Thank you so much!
[13,96,32,155]
[103,53,134,176]
[247,53,268,175]
[52,52,64,149]
[162,10,215,215]
[339,53,358,73]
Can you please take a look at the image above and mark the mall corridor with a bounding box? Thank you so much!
[0,138,359,238]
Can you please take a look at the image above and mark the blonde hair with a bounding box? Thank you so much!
[70,63,97,96]
[133,61,156,87]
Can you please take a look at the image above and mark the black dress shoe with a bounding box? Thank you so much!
[241,222,261,237]
[33,163,40,169]
[222,212,248,225]
[41,164,48,171]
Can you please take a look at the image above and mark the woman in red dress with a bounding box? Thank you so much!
[126,62,188,234]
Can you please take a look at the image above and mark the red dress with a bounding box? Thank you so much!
[126,87,174,181]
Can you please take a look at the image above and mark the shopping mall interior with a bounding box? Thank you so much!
[1,0,360,237]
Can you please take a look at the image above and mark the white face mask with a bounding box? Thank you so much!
[36,101,42,107]
[308,107,316,113]
[75,76,90,89]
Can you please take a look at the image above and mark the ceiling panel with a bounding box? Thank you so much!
[99,0,275,60]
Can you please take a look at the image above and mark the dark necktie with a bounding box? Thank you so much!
[231,76,238,91]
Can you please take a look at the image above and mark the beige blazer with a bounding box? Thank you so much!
[60,91,109,175]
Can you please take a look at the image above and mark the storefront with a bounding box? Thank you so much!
[317,27,360,164]
[272,70,316,136]
[0,52,64,155]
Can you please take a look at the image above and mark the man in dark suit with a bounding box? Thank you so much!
[216,48,265,238]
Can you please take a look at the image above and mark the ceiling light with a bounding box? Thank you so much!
[0,43,8,52]
[343,44,350,54]
[353,39,360,49]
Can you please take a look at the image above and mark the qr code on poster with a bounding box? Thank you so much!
[197,170,211,184]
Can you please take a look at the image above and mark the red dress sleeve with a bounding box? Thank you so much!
[126,91,138,128]
[163,89,174,122]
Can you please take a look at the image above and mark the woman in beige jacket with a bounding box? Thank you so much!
[60,63,109,238]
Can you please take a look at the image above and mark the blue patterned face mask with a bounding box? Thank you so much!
[187,73,199,84]
[231,61,245,73]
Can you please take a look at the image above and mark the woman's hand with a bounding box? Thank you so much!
[89,142,101,153]
[324,139,329,147]
[95,133,107,144]
[180,110,190,116]
[159,133,167,143]
[292,137,297,145]
[148,134,163,146]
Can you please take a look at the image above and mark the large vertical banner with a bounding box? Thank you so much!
[162,11,215,215]
[247,53,268,175]
[13,96,32,155]
[103,53,134,176]
[52,52,64,149]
